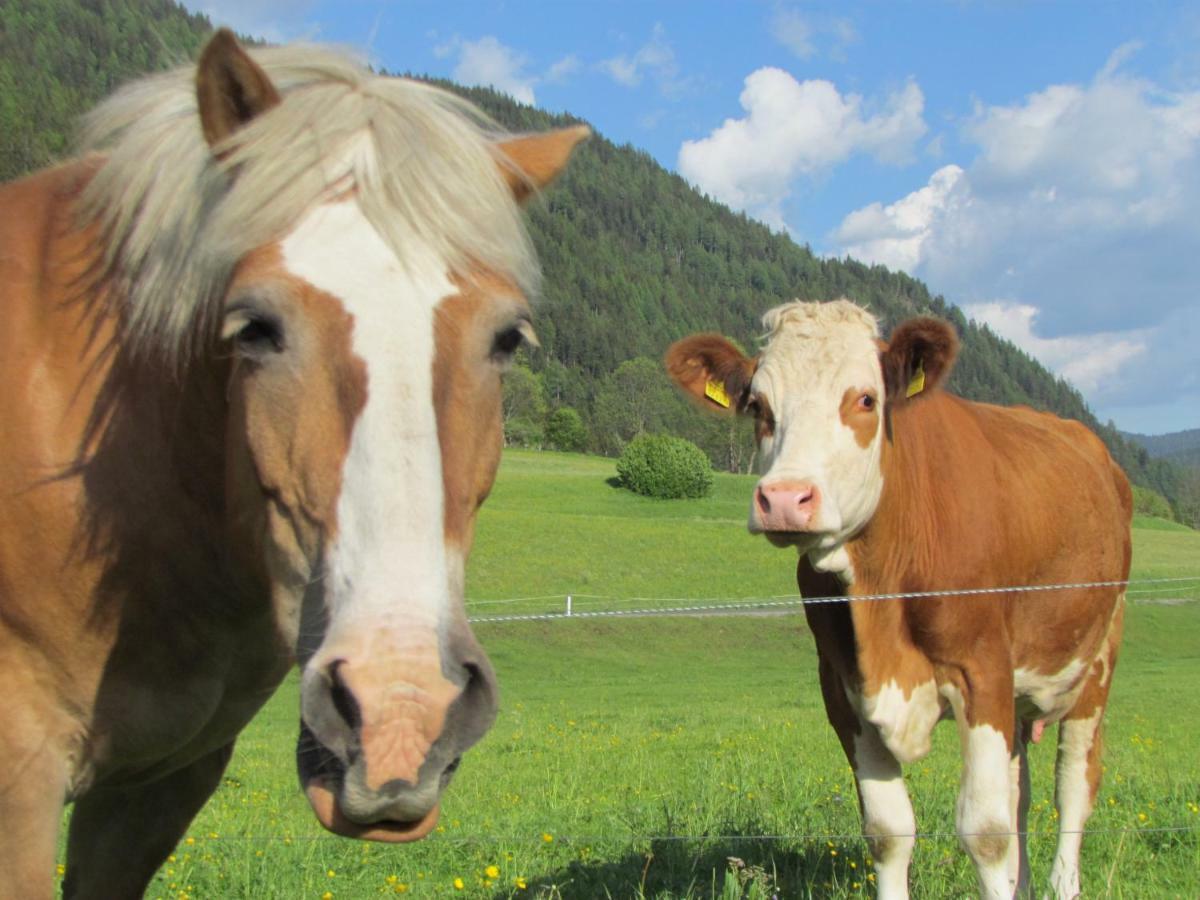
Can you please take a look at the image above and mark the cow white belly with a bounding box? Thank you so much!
[1013,658,1089,722]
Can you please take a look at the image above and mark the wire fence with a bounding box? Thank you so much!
[180,573,1200,849]
[466,575,1200,624]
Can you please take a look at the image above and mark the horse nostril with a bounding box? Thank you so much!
[327,660,361,732]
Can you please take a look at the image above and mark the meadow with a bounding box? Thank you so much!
[68,451,1200,899]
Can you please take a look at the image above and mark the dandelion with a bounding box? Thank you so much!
[453,877,464,890]
[56,864,65,877]
[485,865,500,879]
[321,893,332,900]
[394,886,408,895]
[542,832,554,843]
[184,837,195,846]
[515,876,528,890]
[1138,812,1148,823]
[386,876,398,885]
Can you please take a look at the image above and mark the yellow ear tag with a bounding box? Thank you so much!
[905,359,926,398]
[705,379,731,408]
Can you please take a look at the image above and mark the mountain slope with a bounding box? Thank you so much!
[1125,429,1200,469]
[0,0,1190,519]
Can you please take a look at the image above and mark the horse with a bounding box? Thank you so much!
[0,28,586,898]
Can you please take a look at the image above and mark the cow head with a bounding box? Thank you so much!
[666,299,958,572]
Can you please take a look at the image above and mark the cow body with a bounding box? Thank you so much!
[667,300,1131,899]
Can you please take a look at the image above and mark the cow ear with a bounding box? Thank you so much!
[880,317,959,404]
[196,28,281,150]
[665,333,756,414]
[496,124,590,204]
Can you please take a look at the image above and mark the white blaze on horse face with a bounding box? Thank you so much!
[281,199,452,643]
[751,308,885,549]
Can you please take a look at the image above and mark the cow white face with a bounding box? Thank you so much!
[666,299,959,570]
[748,301,886,550]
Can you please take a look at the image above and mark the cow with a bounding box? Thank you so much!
[666,299,1131,899]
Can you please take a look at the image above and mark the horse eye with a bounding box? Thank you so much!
[493,326,524,357]
[235,314,285,354]
[492,319,537,361]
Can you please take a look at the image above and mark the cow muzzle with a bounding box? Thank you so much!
[751,479,822,534]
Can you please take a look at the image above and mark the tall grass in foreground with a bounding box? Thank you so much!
[63,451,1200,898]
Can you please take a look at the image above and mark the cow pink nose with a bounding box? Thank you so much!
[754,480,820,531]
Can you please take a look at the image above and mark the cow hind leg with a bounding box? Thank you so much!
[818,656,916,899]
[62,742,234,900]
[1047,711,1103,900]
[1049,596,1121,900]
[1009,724,1032,897]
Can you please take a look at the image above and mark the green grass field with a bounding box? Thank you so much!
[70,451,1200,899]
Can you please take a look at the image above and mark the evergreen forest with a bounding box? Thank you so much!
[1,0,1194,525]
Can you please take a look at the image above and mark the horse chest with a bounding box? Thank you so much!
[80,627,289,789]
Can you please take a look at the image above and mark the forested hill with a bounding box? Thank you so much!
[1,0,1192,522]
[1124,429,1200,469]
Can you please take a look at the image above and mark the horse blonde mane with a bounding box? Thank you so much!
[77,43,539,373]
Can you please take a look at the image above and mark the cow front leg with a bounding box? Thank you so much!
[818,655,916,899]
[946,668,1016,900]
[62,742,234,900]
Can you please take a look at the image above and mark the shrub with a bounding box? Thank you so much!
[1131,484,1175,521]
[616,433,713,499]
[504,416,543,448]
[545,406,588,452]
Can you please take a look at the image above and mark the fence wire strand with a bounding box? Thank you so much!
[467,576,1200,624]
[188,574,1200,847]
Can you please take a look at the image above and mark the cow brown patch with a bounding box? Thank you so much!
[839,387,878,449]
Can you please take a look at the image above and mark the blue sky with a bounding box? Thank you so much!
[187,1,1199,435]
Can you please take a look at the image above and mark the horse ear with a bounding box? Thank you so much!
[665,333,756,415]
[880,317,959,405]
[196,28,281,149]
[496,125,590,203]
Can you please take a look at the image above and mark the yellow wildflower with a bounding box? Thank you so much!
[485,865,500,879]
[453,877,464,890]
[542,832,554,843]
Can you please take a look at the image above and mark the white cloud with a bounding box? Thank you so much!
[193,0,318,43]
[770,8,858,61]
[434,38,585,105]
[545,54,581,84]
[445,36,538,105]
[964,302,1149,395]
[832,48,1200,430]
[771,8,815,60]
[600,24,684,96]
[834,164,964,272]
[677,68,926,229]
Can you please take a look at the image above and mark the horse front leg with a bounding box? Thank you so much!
[62,741,235,900]
[0,743,68,900]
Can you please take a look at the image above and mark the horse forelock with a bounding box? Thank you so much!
[74,43,538,376]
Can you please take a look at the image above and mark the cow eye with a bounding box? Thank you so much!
[857,393,876,411]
